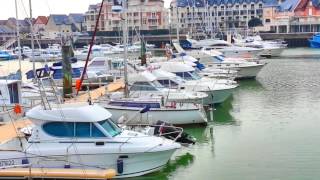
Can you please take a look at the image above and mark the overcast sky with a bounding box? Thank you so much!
[0,0,171,20]
[0,0,102,19]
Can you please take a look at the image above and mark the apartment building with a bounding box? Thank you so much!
[85,0,169,32]
[170,0,265,33]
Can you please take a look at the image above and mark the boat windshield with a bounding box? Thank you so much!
[190,71,201,80]
[99,119,122,137]
[151,80,165,89]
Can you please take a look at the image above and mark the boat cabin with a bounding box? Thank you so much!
[128,71,164,92]
[26,103,122,141]
[159,62,201,81]
[0,80,22,106]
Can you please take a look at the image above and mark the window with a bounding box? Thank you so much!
[130,82,158,91]
[265,19,270,23]
[42,122,108,138]
[8,83,19,104]
[43,122,74,137]
[98,120,121,137]
[158,80,170,87]
[92,124,105,137]
[75,122,90,137]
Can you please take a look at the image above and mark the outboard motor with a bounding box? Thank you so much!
[153,120,196,145]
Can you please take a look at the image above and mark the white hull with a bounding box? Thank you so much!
[104,106,207,125]
[259,47,285,57]
[221,49,263,58]
[204,63,265,79]
[235,64,265,79]
[0,147,176,178]
[200,89,233,104]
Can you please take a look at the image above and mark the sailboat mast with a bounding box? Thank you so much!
[14,0,22,80]
[123,0,129,98]
[176,7,180,42]
[29,0,36,78]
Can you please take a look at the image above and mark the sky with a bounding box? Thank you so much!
[0,0,102,19]
[0,0,171,20]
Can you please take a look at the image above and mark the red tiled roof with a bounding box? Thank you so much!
[34,16,48,25]
[295,0,309,10]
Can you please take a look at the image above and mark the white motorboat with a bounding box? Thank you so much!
[99,96,207,125]
[168,53,238,80]
[184,37,263,58]
[201,49,266,79]
[0,103,181,178]
[233,35,287,57]
[155,61,238,104]
[122,71,208,104]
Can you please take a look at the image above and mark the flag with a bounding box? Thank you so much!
[140,105,151,113]
[140,40,147,66]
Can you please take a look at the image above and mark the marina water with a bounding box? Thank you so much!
[132,48,320,180]
[1,48,320,179]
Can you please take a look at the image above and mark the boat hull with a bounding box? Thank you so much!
[259,48,285,57]
[309,40,320,48]
[104,106,207,125]
[0,148,176,178]
[221,49,262,58]
[235,64,265,79]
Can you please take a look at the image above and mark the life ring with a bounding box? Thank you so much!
[171,101,176,109]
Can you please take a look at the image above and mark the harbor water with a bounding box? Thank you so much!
[132,49,320,180]
[1,48,320,179]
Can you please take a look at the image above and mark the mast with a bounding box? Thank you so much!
[29,0,36,78]
[14,0,22,80]
[122,0,129,98]
[176,6,180,42]
[76,0,104,95]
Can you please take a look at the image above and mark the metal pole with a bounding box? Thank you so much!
[14,0,22,80]
[29,0,36,78]
[76,0,104,95]
[176,7,180,42]
[122,0,129,98]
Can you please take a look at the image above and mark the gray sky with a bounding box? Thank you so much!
[0,0,102,19]
[1,0,171,20]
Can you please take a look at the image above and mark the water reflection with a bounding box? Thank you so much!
[127,153,194,180]
[211,96,235,124]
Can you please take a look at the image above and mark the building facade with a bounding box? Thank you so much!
[263,0,320,33]
[33,16,48,36]
[44,14,85,39]
[85,0,168,32]
[170,0,265,34]
[0,25,15,46]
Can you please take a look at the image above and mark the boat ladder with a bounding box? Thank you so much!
[36,77,61,110]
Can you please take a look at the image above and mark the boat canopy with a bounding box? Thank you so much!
[128,71,157,83]
[151,69,176,80]
[26,103,112,122]
[158,62,195,73]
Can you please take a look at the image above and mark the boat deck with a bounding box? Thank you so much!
[0,120,32,144]
[66,79,124,103]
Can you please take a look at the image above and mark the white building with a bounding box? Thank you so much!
[170,0,264,34]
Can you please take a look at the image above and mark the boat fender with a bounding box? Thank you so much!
[117,159,124,174]
[21,158,29,165]
[171,101,176,109]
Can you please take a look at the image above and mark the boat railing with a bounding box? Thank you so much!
[121,123,184,143]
